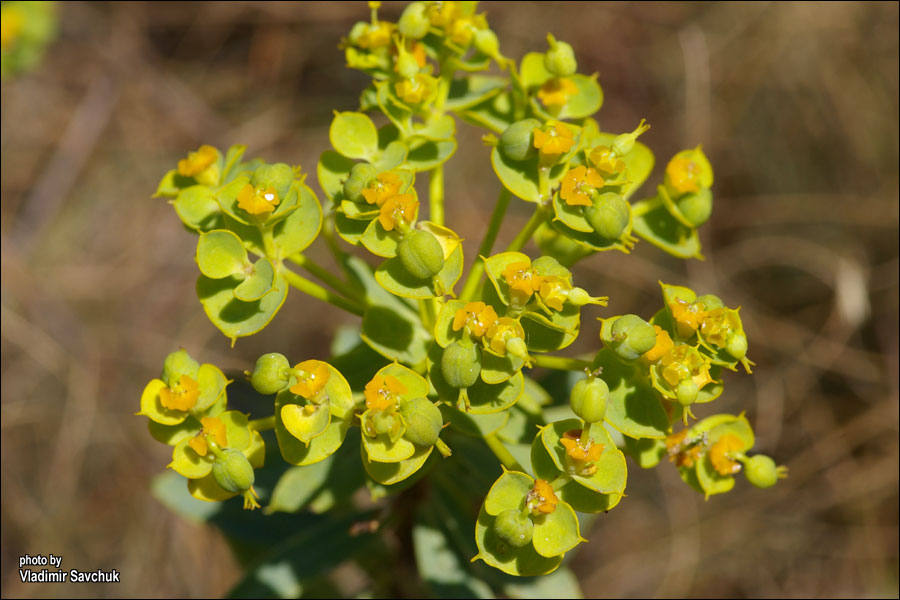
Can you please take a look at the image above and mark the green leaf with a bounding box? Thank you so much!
[196,230,250,279]
[546,214,636,254]
[361,442,433,485]
[375,243,464,299]
[169,438,213,479]
[173,185,223,231]
[491,148,542,203]
[593,349,670,439]
[275,390,350,465]
[376,81,414,136]
[503,567,583,599]
[556,480,621,514]
[480,348,524,385]
[446,75,507,111]
[374,141,408,172]
[485,470,532,515]
[139,379,187,426]
[361,304,431,365]
[188,472,236,502]
[632,197,703,260]
[329,111,379,160]
[696,455,736,498]
[233,257,275,302]
[362,430,417,463]
[463,372,524,414]
[552,191,594,233]
[148,416,202,446]
[519,52,552,88]
[406,138,458,171]
[531,502,582,558]
[316,150,354,203]
[280,402,331,446]
[434,299,468,348]
[361,217,404,258]
[414,114,456,141]
[531,74,603,121]
[271,183,322,257]
[193,363,228,414]
[521,316,578,353]
[221,144,249,183]
[484,251,529,306]
[473,507,562,577]
[623,437,666,469]
[334,211,369,245]
[460,92,516,135]
[196,271,288,343]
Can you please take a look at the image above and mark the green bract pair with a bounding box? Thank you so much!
[142,1,785,583]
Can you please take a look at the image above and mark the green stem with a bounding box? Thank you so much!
[460,187,511,301]
[281,267,365,317]
[484,433,525,472]
[506,204,549,253]
[322,212,349,264]
[429,164,445,226]
[530,354,592,371]
[261,224,278,262]
[418,298,436,330]
[288,253,364,303]
[249,416,275,431]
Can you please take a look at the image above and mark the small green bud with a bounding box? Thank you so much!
[400,397,443,447]
[161,349,200,388]
[395,51,421,79]
[499,118,542,162]
[609,314,656,361]
[249,352,291,395]
[676,378,698,406]
[675,188,713,227]
[494,509,533,548]
[567,287,595,307]
[570,376,609,423]
[611,119,650,157]
[543,34,577,77]
[744,454,780,489]
[398,229,445,279]
[342,162,377,203]
[584,192,630,241]
[473,28,499,58]
[726,332,748,360]
[441,342,482,389]
[397,2,430,39]
[251,163,294,200]
[212,449,255,494]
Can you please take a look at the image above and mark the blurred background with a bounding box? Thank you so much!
[1,1,897,597]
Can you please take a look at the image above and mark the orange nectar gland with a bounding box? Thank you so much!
[560,165,605,207]
[561,430,604,475]
[364,374,407,412]
[642,325,674,363]
[237,184,280,216]
[159,374,200,412]
[378,194,417,231]
[361,172,403,206]
[660,346,714,390]
[503,261,544,299]
[666,429,702,468]
[452,301,499,339]
[669,297,706,337]
[177,145,217,178]
[666,154,703,195]
[588,146,626,176]
[538,276,570,311]
[485,317,525,356]
[537,77,578,109]
[532,122,575,160]
[289,360,330,399]
[526,479,559,516]
[189,416,228,457]
[709,433,745,476]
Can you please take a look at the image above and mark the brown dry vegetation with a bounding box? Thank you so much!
[1,1,897,598]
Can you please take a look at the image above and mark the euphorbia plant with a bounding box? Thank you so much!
[141,1,785,589]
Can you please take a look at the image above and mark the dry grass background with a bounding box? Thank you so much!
[1,1,897,597]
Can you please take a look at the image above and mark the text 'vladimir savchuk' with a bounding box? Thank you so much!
[19,554,120,583]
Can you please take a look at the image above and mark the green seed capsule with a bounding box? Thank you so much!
[584,192,630,241]
[441,342,482,389]
[499,118,542,162]
[494,509,534,548]
[570,376,609,423]
[249,352,291,395]
[676,378,699,406]
[726,332,748,360]
[398,229,445,279]
[675,188,713,227]
[212,449,255,494]
[543,37,577,77]
[251,163,294,200]
[395,52,421,79]
[609,314,656,361]
[397,2,430,39]
[161,349,200,388]
[400,397,443,447]
[474,28,499,58]
[744,454,779,489]
[343,162,377,203]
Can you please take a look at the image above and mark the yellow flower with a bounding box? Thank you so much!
[361,172,403,206]
[159,374,200,412]
[669,297,706,338]
[485,317,525,356]
[289,360,330,399]
[237,184,280,215]
[452,301,498,338]
[189,416,228,457]
[538,276,571,311]
[359,21,393,49]
[588,146,626,176]
[502,261,544,299]
[665,154,702,195]
[709,433,744,476]
[560,165,604,207]
[532,121,575,160]
[378,193,418,231]
[364,374,407,412]
[527,479,559,515]
[642,325,674,363]
[394,74,435,105]
[560,429,604,476]
[659,344,714,391]
[428,1,462,27]
[537,77,578,109]
[699,308,741,348]
[177,145,219,179]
